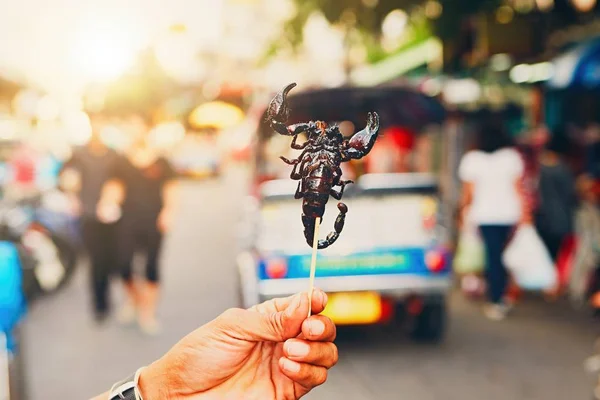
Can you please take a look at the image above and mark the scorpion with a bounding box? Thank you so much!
[267,82,380,249]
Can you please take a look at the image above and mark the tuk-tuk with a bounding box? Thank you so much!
[237,86,451,341]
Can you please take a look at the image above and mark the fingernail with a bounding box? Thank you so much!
[308,320,325,336]
[319,291,328,308]
[285,295,302,317]
[281,358,301,373]
[286,341,310,357]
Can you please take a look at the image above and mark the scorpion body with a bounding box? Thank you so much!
[267,83,380,249]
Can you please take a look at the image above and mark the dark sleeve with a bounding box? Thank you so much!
[561,166,578,212]
[160,157,177,182]
[107,153,127,182]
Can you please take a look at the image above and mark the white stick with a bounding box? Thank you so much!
[308,217,321,318]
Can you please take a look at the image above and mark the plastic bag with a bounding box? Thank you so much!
[503,224,557,290]
[453,225,485,275]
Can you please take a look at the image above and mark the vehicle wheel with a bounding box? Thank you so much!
[22,227,77,296]
[50,233,77,292]
[410,297,447,343]
[17,245,42,301]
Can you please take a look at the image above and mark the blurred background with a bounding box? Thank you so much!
[1,0,600,399]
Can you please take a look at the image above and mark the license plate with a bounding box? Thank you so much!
[321,292,382,325]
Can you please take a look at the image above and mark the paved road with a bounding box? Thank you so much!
[19,167,599,399]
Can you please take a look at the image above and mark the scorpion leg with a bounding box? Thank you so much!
[330,180,353,200]
[294,181,304,199]
[281,146,311,165]
[291,134,309,150]
[291,156,311,180]
[280,156,300,165]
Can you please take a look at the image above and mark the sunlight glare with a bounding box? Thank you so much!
[69,19,139,83]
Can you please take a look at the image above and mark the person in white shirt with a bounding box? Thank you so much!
[459,121,527,320]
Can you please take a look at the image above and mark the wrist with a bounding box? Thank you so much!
[138,360,176,400]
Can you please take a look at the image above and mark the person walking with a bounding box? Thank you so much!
[60,114,121,323]
[534,130,577,262]
[98,114,179,335]
[459,121,528,320]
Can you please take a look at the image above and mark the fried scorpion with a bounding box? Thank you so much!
[267,82,380,249]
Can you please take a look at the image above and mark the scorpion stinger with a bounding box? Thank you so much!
[267,83,381,249]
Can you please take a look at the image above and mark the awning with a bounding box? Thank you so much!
[350,38,442,87]
[548,37,600,89]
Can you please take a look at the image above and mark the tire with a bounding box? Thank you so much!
[22,226,77,296]
[49,233,77,292]
[410,297,447,343]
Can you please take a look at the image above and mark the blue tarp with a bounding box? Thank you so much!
[549,37,600,89]
[0,241,26,352]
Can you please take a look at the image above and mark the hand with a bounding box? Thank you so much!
[95,200,121,224]
[157,207,174,233]
[519,212,533,225]
[139,290,336,400]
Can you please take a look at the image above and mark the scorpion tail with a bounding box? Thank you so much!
[303,203,348,250]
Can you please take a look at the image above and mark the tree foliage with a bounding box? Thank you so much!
[279,0,503,47]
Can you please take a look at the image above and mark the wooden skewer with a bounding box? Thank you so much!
[308,217,321,318]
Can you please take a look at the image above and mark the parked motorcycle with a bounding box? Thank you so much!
[0,189,78,300]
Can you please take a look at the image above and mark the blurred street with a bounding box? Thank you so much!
[19,167,598,400]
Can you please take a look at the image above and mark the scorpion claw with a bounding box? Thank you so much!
[267,82,297,123]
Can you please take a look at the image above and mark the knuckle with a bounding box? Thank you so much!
[330,344,339,366]
[221,307,244,321]
[267,311,286,340]
[314,369,328,386]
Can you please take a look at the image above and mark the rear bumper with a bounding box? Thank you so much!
[257,274,451,300]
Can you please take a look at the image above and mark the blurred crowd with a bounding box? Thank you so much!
[455,117,600,320]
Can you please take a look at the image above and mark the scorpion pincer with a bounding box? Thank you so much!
[266,82,380,249]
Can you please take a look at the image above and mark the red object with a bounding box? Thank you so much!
[556,235,577,288]
[425,250,446,273]
[265,258,288,279]
[11,146,37,185]
[385,126,416,151]
[406,296,424,316]
[422,215,436,231]
[379,297,394,323]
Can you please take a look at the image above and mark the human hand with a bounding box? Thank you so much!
[157,207,174,233]
[519,211,533,225]
[95,200,121,224]
[138,289,337,400]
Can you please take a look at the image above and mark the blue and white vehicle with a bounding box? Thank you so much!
[237,173,451,341]
[237,86,450,341]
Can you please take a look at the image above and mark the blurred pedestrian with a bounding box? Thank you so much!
[534,129,577,262]
[459,121,528,320]
[569,174,600,308]
[59,114,121,323]
[98,114,179,335]
[584,123,600,178]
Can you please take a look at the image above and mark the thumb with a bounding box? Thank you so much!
[217,293,309,343]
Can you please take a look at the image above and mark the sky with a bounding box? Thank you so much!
[0,0,225,92]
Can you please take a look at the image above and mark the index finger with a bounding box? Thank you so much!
[252,289,328,316]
